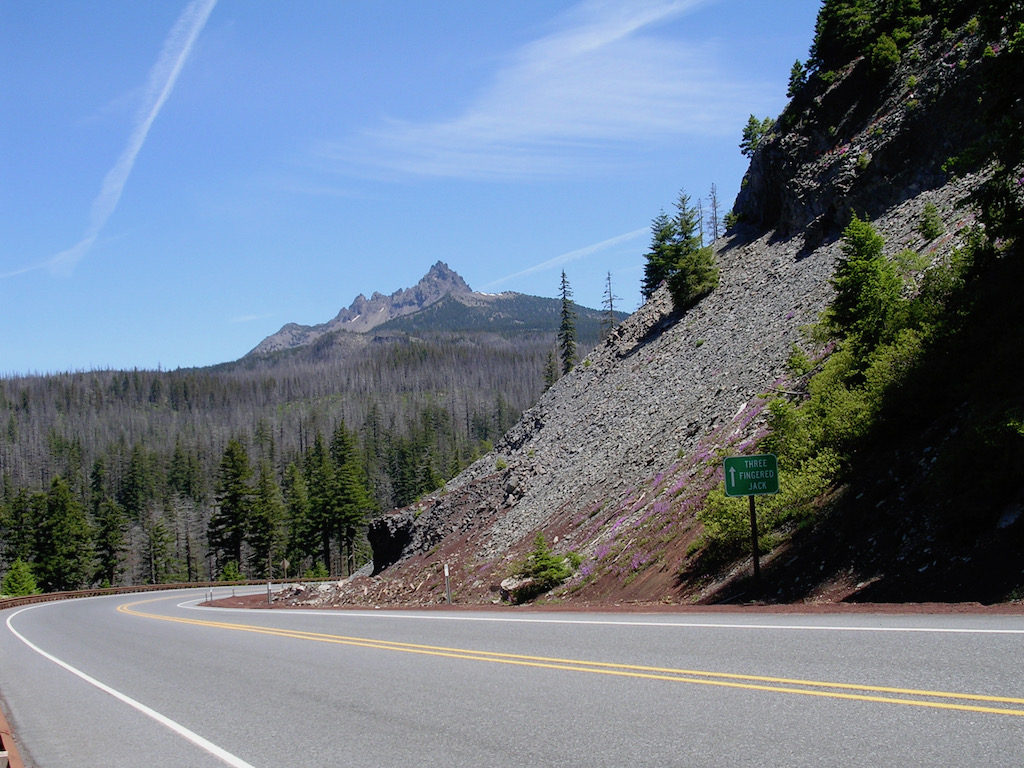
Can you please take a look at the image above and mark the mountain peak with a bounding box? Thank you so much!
[420,261,472,294]
[248,263,475,356]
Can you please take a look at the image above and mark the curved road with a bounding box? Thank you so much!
[2,589,1023,766]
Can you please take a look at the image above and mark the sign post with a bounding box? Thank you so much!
[723,454,779,585]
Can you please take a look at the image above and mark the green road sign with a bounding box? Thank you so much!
[724,454,779,497]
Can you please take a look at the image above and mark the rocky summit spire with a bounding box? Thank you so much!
[248,262,475,355]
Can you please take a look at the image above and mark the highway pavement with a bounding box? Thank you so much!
[2,588,1023,766]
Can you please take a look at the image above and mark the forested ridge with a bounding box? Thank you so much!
[0,277,617,592]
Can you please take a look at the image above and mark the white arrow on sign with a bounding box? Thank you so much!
[729,466,736,486]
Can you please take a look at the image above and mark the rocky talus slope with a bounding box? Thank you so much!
[306,182,980,609]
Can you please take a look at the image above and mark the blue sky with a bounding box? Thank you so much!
[1,0,819,375]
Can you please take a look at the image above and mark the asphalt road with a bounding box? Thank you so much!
[2,589,1023,766]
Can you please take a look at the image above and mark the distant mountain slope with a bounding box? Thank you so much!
[247,261,619,357]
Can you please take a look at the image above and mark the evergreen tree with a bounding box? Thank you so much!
[808,0,875,72]
[282,460,312,575]
[0,488,36,564]
[118,443,155,522]
[2,558,39,596]
[330,421,374,576]
[828,214,904,356]
[542,348,560,391]
[142,510,178,584]
[557,271,578,374]
[304,432,336,573]
[35,476,94,592]
[93,497,127,586]
[208,438,252,576]
[740,114,774,157]
[168,440,202,503]
[642,210,677,299]
[248,459,285,578]
[666,191,719,312]
[787,59,807,97]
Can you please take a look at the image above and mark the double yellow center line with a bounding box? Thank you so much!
[120,598,1024,718]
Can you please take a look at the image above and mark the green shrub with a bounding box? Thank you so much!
[302,561,328,579]
[763,397,812,465]
[895,247,929,277]
[786,343,814,376]
[861,329,924,409]
[869,34,901,75]
[812,373,874,449]
[918,202,944,240]
[507,533,576,601]
[695,452,839,557]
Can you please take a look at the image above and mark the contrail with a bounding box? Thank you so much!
[482,226,647,290]
[30,0,217,278]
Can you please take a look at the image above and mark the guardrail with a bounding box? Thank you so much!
[0,576,334,613]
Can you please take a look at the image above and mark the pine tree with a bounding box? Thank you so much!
[93,497,127,586]
[142,510,178,584]
[304,432,336,573]
[787,59,807,97]
[35,476,94,592]
[208,438,252,576]
[828,214,903,355]
[557,271,578,374]
[282,460,312,575]
[248,459,285,578]
[330,421,374,576]
[642,210,677,299]
[542,348,560,391]
[666,190,720,312]
[2,558,39,596]
[740,115,774,157]
[0,488,36,564]
[118,444,155,522]
[808,0,875,73]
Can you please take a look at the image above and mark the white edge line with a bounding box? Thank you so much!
[182,597,1024,635]
[5,603,255,768]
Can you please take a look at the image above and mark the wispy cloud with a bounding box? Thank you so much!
[483,226,648,291]
[230,312,275,324]
[5,0,217,280]
[320,0,758,180]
